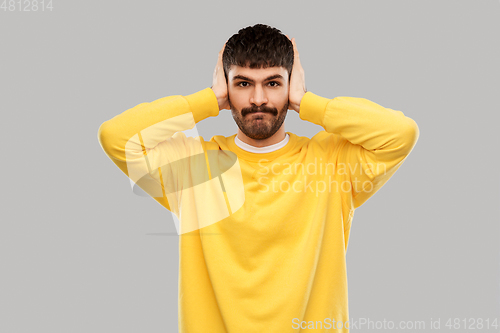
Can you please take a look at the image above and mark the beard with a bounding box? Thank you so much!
[229,99,289,140]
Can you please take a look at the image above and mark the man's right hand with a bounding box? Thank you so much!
[211,41,230,111]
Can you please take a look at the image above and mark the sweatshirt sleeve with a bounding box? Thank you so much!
[97,87,220,212]
[298,91,419,209]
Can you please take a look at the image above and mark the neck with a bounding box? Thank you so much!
[236,127,286,148]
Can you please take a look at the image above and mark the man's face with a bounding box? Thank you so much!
[227,65,289,140]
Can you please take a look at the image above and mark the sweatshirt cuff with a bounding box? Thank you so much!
[298,91,330,127]
[185,87,220,122]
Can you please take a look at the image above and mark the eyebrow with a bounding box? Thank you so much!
[232,74,285,83]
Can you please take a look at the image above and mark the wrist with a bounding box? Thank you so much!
[290,91,306,113]
[298,91,329,127]
[211,87,227,111]
[186,87,220,121]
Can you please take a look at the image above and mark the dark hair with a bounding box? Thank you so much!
[223,23,294,82]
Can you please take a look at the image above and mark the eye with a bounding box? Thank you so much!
[236,81,280,87]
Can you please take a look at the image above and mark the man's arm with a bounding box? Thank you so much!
[97,87,220,211]
[299,92,419,208]
[286,36,418,208]
[97,41,228,214]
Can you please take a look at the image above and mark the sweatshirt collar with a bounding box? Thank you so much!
[227,132,297,162]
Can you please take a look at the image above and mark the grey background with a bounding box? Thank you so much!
[1,0,499,332]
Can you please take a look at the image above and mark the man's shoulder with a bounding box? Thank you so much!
[208,134,236,149]
[294,130,343,147]
[292,131,351,158]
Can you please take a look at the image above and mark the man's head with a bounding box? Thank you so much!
[223,24,294,141]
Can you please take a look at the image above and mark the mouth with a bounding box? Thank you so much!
[249,112,268,121]
[247,111,270,117]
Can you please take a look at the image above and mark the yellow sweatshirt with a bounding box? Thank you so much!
[97,87,419,332]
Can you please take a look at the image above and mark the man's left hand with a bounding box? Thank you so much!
[287,36,307,113]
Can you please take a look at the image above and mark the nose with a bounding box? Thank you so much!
[249,85,268,106]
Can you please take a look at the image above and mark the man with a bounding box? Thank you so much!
[98,24,419,332]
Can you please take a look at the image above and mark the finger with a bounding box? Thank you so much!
[217,45,225,69]
[291,38,300,60]
[216,43,226,78]
[219,41,226,57]
[287,36,299,60]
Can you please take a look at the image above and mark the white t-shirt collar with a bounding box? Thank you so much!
[234,133,290,153]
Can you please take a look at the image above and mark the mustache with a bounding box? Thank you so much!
[241,106,278,117]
